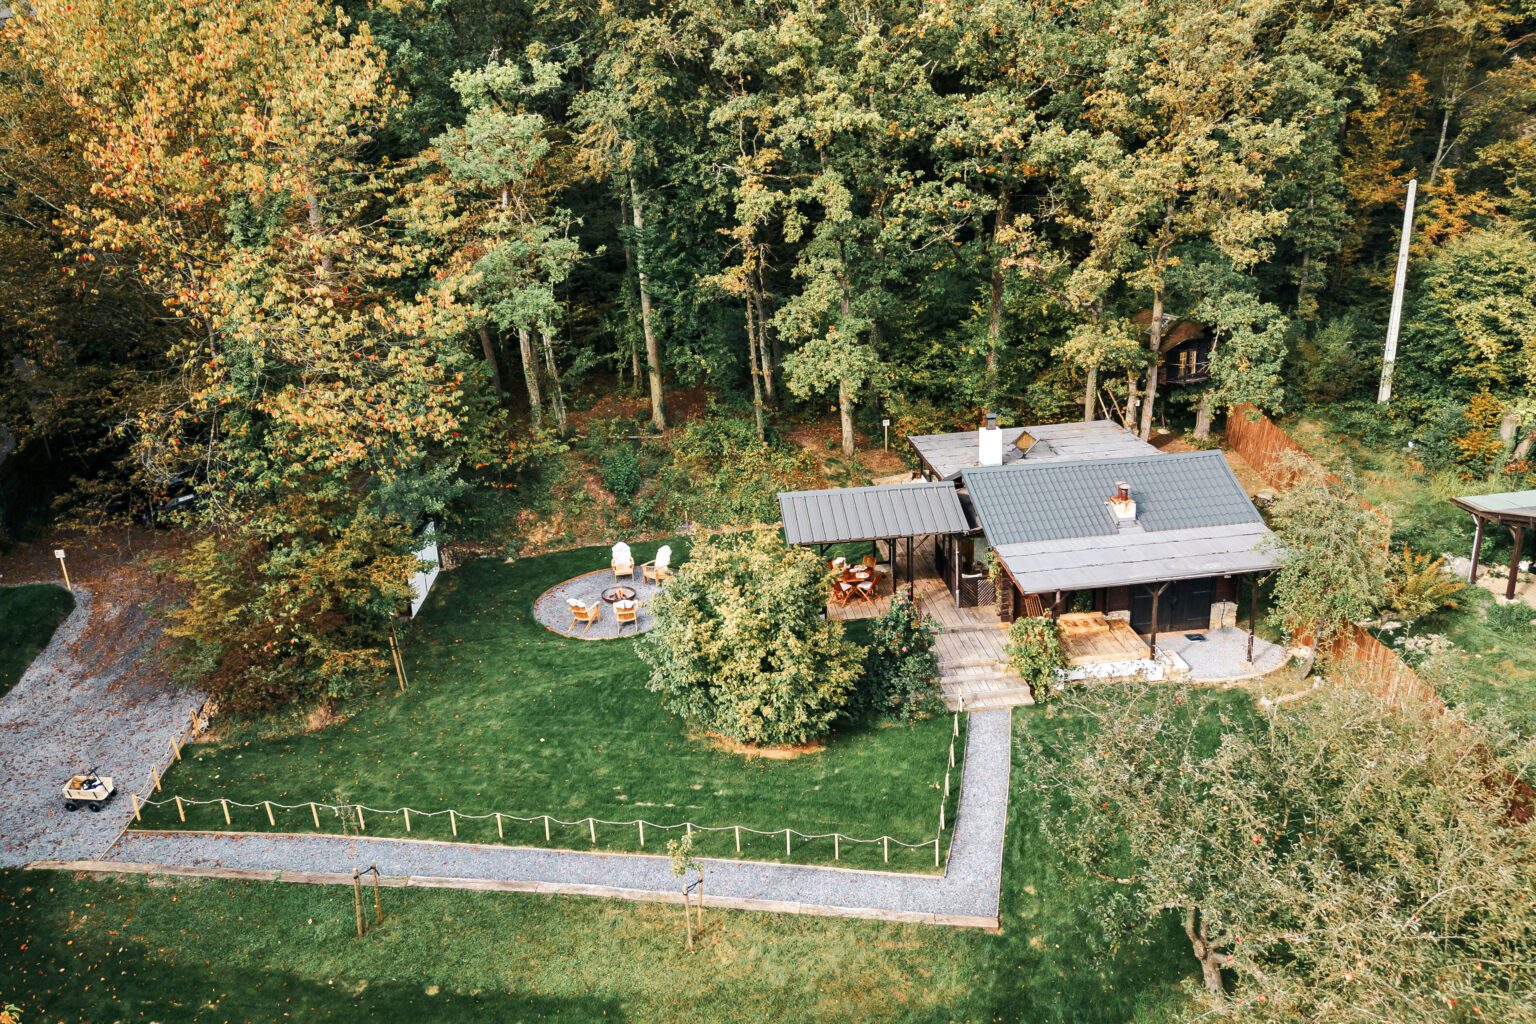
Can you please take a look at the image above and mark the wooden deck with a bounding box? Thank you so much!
[1057,612,1150,666]
[828,573,1002,630]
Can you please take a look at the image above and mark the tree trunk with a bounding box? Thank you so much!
[619,194,642,391]
[1124,369,1141,431]
[306,192,334,280]
[478,326,505,401]
[1138,289,1165,441]
[517,327,543,429]
[1193,391,1214,440]
[1514,428,1536,462]
[1182,907,1226,1001]
[630,176,666,430]
[744,295,765,441]
[986,189,1010,387]
[540,329,568,434]
[753,266,776,405]
[1083,364,1098,422]
[838,377,855,457]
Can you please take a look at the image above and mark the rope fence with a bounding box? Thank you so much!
[131,710,967,870]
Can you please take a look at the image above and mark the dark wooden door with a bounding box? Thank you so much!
[1130,577,1215,634]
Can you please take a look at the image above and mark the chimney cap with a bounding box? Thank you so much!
[983,411,998,429]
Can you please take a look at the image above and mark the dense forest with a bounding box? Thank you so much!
[1,0,1533,705]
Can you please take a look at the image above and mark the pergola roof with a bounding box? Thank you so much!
[994,522,1283,594]
[908,420,1157,480]
[778,481,972,546]
[1453,490,1536,526]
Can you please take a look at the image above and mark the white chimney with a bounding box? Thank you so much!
[1107,481,1138,526]
[978,412,1004,467]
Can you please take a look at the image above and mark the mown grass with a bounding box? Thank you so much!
[2,698,1222,1024]
[135,541,958,871]
[0,583,74,699]
[1399,588,1536,740]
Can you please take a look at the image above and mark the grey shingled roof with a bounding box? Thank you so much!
[908,420,1157,480]
[995,522,1283,594]
[961,450,1262,547]
[778,481,971,546]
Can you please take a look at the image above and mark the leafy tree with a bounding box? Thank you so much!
[638,529,861,745]
[1005,615,1066,702]
[857,595,942,722]
[1265,455,1390,649]
[1023,680,1536,1018]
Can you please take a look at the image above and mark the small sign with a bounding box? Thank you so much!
[54,549,65,559]
[881,418,890,427]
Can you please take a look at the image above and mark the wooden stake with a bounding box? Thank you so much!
[371,865,383,926]
[352,871,364,938]
[264,801,275,827]
[189,708,200,734]
[449,809,457,837]
[883,836,889,864]
[311,802,321,829]
[495,812,503,840]
[696,870,705,931]
[356,805,365,833]
[54,549,72,593]
[403,808,411,832]
[834,833,840,860]
[940,801,946,831]
[638,820,645,847]
[588,817,597,844]
[945,769,951,797]
[220,799,230,826]
[949,741,955,768]
[170,736,181,761]
[131,791,141,823]
[953,712,959,737]
[174,796,184,822]
[785,829,791,856]
[543,815,551,842]
[935,836,941,867]
[734,825,741,853]
[685,822,692,840]
[152,766,161,793]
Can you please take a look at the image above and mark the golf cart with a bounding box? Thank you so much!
[62,770,115,812]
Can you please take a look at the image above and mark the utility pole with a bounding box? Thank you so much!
[1377,178,1417,404]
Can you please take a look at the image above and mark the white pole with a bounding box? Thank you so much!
[1377,178,1417,404]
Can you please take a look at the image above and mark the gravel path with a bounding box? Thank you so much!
[102,710,1013,924]
[0,588,205,866]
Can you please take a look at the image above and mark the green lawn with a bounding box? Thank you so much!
[0,583,74,699]
[136,541,958,871]
[1,698,1219,1024]
[1396,588,1536,741]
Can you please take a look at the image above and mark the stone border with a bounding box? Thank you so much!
[531,568,661,641]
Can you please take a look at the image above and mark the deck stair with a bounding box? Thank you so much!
[934,622,1034,710]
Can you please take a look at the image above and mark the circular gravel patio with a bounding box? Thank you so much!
[533,570,665,640]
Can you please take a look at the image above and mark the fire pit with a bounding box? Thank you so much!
[600,586,637,604]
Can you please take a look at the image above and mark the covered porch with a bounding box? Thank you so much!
[1455,489,1536,601]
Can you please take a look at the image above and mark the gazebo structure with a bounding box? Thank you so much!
[1453,489,1536,599]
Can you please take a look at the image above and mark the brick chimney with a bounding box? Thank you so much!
[1107,481,1138,526]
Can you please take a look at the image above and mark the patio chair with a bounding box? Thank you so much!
[612,542,635,581]
[830,556,847,573]
[861,554,878,569]
[569,600,601,633]
[614,599,639,634]
[855,580,877,605]
[642,545,673,585]
[829,581,854,606]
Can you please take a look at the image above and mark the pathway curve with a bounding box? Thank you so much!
[65,709,1013,928]
[1,588,205,866]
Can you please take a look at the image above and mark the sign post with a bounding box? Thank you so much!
[881,418,891,450]
[54,549,72,593]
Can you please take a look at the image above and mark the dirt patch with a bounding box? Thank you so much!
[695,730,826,760]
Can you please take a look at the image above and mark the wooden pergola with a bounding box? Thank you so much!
[1453,490,1536,600]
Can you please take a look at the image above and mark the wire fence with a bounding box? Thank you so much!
[131,710,968,871]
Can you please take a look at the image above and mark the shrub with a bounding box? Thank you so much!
[637,528,861,746]
[857,596,943,722]
[1381,546,1466,625]
[600,446,642,501]
[1005,615,1066,701]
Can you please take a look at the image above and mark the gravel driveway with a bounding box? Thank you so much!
[0,588,205,866]
[101,709,1013,925]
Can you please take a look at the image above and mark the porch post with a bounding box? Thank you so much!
[1468,515,1485,583]
[1145,582,1170,658]
[907,536,915,601]
[1247,574,1257,663]
[1508,525,1526,601]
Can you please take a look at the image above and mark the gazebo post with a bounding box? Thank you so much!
[1247,574,1258,663]
[1508,525,1526,601]
[1469,515,1485,583]
[906,536,915,601]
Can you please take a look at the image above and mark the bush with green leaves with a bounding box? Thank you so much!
[600,446,642,501]
[856,596,942,722]
[637,529,862,746]
[1005,615,1066,701]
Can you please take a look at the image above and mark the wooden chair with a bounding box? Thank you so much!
[569,600,601,633]
[612,542,635,581]
[861,554,878,569]
[1022,593,1047,618]
[614,600,639,634]
[642,545,673,585]
[829,581,854,607]
[855,580,877,605]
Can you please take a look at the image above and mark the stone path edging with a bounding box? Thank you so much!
[47,709,1013,929]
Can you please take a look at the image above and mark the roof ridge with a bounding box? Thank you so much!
[960,448,1221,478]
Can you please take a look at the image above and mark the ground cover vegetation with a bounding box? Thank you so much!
[134,542,955,871]
[0,584,73,697]
[3,0,1535,714]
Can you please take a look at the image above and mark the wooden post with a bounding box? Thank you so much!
[638,820,645,847]
[152,766,161,793]
[357,805,365,833]
[785,829,792,856]
[734,825,740,853]
[588,817,597,844]
[403,808,411,833]
[170,736,181,761]
[371,865,383,926]
[352,871,364,938]
[54,548,72,593]
[311,802,321,829]
[939,799,946,831]
[696,870,705,931]
[834,833,840,860]
[1247,574,1258,663]
[883,836,889,864]
[1469,516,1486,583]
[388,627,409,693]
[953,712,959,737]
[495,813,503,840]
[131,791,141,823]
[1507,526,1525,601]
[681,889,694,952]
[449,809,457,837]
[949,741,955,768]
[189,708,200,734]
[175,795,184,822]
[265,801,275,827]
[945,770,950,798]
[935,836,941,867]
[544,815,551,842]
[220,798,230,826]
